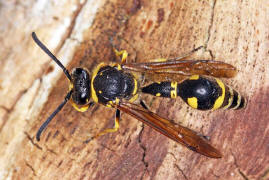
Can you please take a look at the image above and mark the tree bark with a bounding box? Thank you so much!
[0,0,268,180]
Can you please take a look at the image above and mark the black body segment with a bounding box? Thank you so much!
[71,68,91,105]
[93,66,136,105]
[177,76,223,110]
[142,82,175,98]
[142,75,246,110]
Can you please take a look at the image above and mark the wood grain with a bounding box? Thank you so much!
[0,0,268,180]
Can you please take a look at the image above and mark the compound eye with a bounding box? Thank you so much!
[71,68,91,105]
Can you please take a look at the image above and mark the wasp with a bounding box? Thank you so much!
[32,32,246,158]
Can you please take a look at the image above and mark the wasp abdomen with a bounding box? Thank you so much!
[142,82,177,98]
[142,75,246,110]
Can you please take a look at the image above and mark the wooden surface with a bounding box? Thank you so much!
[0,0,268,179]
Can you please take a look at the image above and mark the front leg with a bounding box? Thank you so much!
[84,109,120,143]
[114,49,128,64]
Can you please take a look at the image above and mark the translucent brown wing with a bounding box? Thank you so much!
[116,102,222,158]
[122,59,237,82]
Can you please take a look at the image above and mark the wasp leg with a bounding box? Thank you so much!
[114,49,128,64]
[70,100,94,112]
[84,109,120,143]
[140,100,149,110]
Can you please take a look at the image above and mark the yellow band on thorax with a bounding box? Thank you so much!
[91,62,106,103]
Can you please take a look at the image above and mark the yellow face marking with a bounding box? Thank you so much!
[170,82,177,99]
[223,86,234,109]
[91,63,106,103]
[189,75,200,80]
[98,90,102,94]
[70,99,89,112]
[187,97,198,109]
[132,79,138,95]
[213,79,225,110]
[156,93,161,97]
[69,81,74,91]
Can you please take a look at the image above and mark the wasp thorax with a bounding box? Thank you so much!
[71,68,91,105]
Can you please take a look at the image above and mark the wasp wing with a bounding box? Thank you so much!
[116,102,222,158]
[122,59,237,82]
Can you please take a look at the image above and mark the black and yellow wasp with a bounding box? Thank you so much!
[32,32,246,158]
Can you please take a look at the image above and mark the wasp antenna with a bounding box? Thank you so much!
[32,32,72,81]
[36,90,73,141]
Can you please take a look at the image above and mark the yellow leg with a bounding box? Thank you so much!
[114,49,128,64]
[84,109,120,143]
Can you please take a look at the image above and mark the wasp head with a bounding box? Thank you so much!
[70,67,91,105]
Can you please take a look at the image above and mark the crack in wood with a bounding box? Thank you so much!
[168,152,189,180]
[24,131,42,150]
[260,166,269,180]
[204,0,217,60]
[174,164,188,180]
[0,89,28,132]
[25,160,37,176]
[231,151,249,180]
[0,105,11,112]
[44,144,58,155]
[205,0,216,48]
[138,123,149,180]
[57,0,88,54]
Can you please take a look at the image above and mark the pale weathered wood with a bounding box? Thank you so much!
[0,0,268,180]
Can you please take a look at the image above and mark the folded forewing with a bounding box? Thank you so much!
[122,60,237,82]
[116,102,222,158]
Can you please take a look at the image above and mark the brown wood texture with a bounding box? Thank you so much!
[0,0,268,180]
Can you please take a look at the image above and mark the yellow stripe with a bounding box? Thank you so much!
[213,79,225,110]
[189,75,199,80]
[223,86,234,109]
[91,63,106,103]
[170,82,177,99]
[129,93,138,103]
[187,97,198,109]
[70,99,89,112]
[132,79,138,95]
[232,93,242,110]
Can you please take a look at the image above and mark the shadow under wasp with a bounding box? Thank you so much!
[32,32,246,158]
